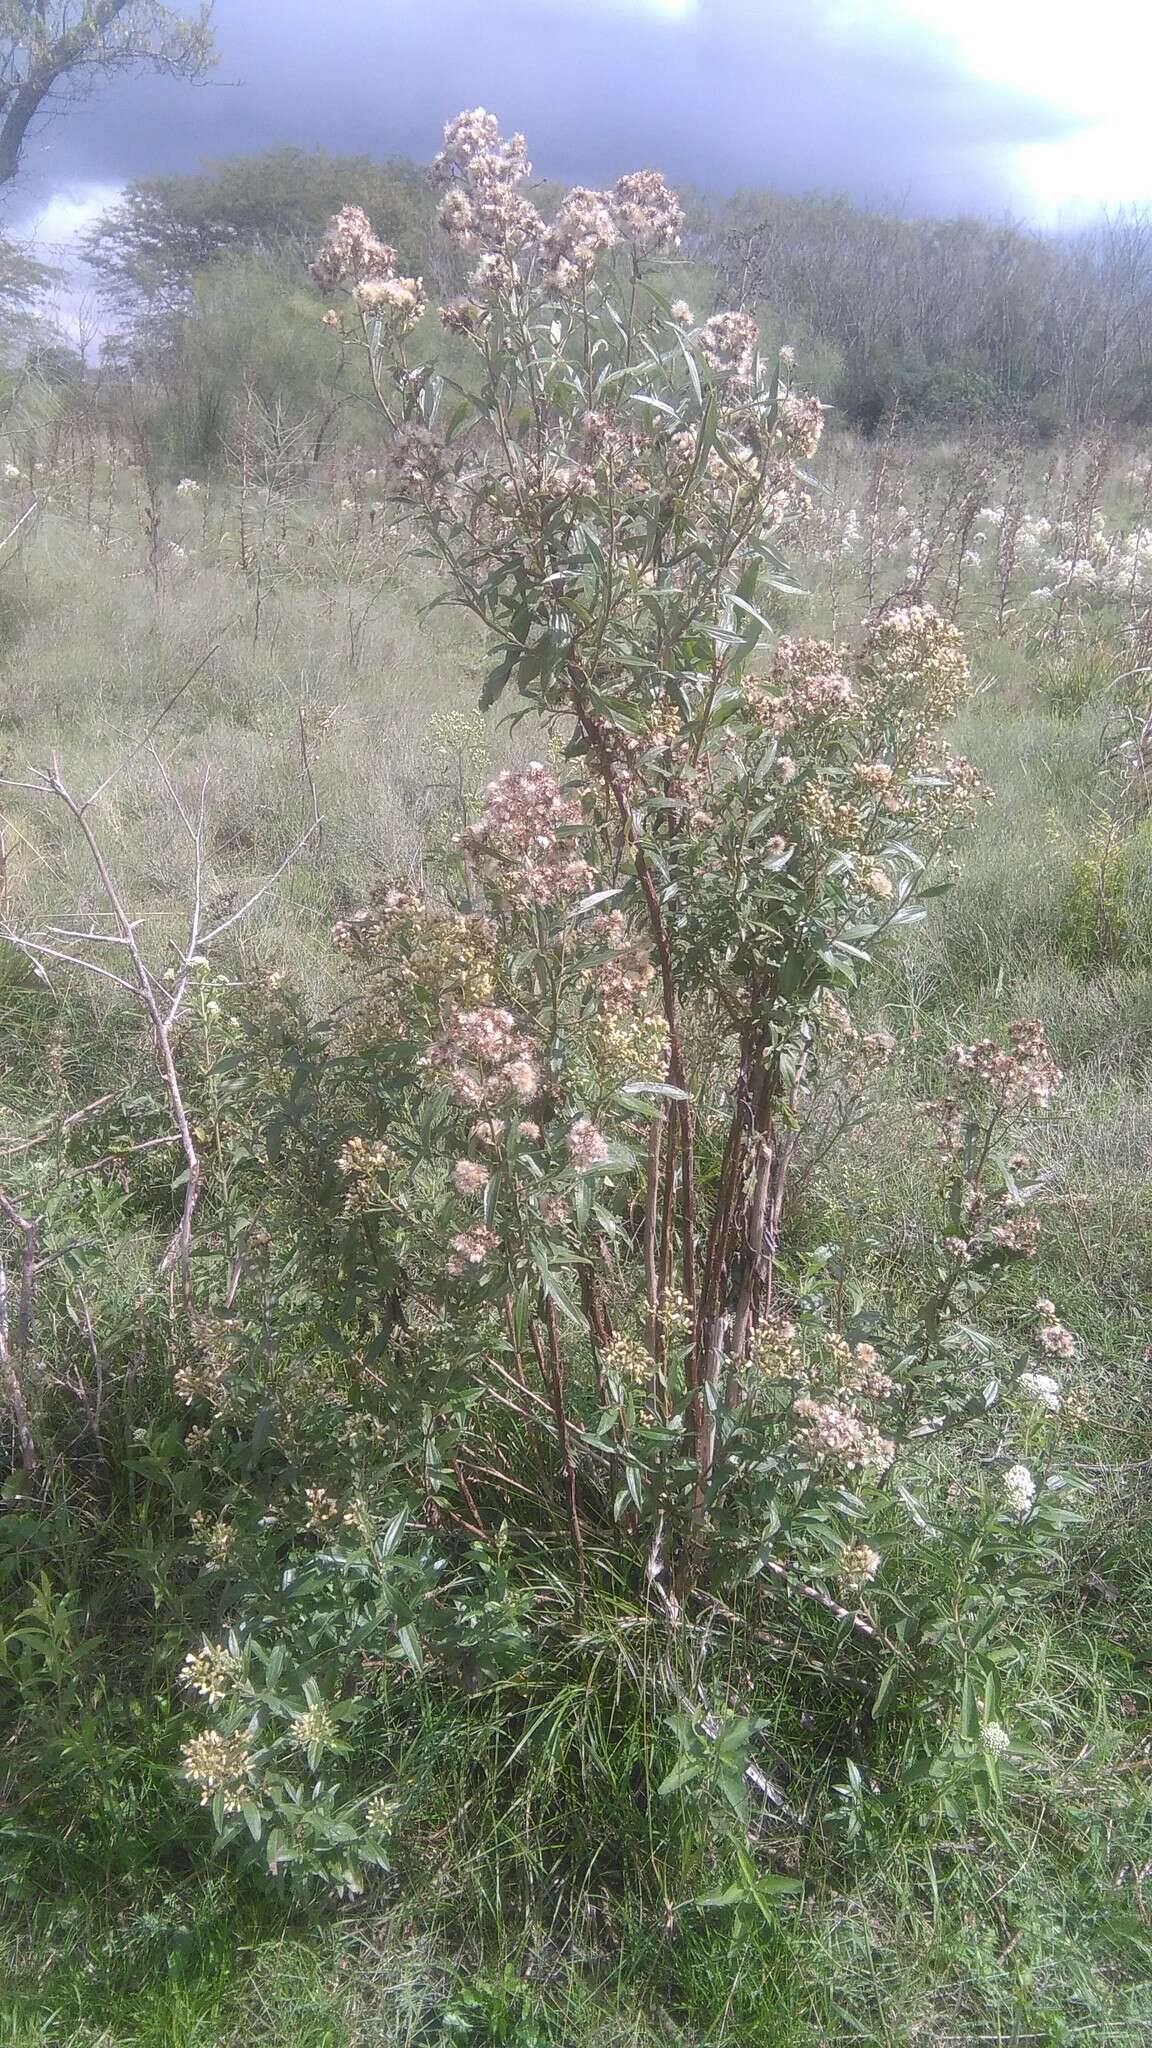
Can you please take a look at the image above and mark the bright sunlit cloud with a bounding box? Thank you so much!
[23,183,121,251]
[569,0,697,14]
[839,0,1152,215]
[19,185,121,347]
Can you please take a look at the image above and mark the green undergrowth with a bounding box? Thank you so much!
[4,486,1152,2045]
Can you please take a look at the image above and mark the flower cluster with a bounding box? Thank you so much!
[774,389,824,463]
[543,186,619,290]
[567,1117,610,1170]
[430,112,683,299]
[180,1640,239,1705]
[1018,1370,1062,1413]
[792,1397,895,1475]
[835,1339,895,1401]
[310,205,425,329]
[947,1019,1062,1112]
[856,605,969,733]
[189,1510,235,1567]
[181,1728,254,1813]
[1036,1298,1077,1360]
[582,911,654,1013]
[309,204,396,290]
[425,1004,540,1108]
[303,1485,342,1534]
[840,1543,881,1594]
[1002,1462,1037,1519]
[747,1314,805,1383]
[699,311,759,382]
[334,892,496,1017]
[452,1157,490,1196]
[746,636,856,733]
[293,1701,337,1752]
[457,764,593,906]
[431,107,541,258]
[336,1135,397,1213]
[602,1334,652,1388]
[586,1005,670,1087]
[611,170,683,251]
[448,1224,500,1278]
[173,1319,234,1409]
[355,273,428,325]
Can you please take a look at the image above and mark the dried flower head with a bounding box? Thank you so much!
[611,169,684,251]
[424,1004,540,1109]
[447,1224,500,1278]
[310,205,396,292]
[567,1117,610,1170]
[457,764,592,905]
[792,1397,894,1475]
[699,310,759,382]
[544,186,618,285]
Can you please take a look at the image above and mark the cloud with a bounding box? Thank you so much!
[0,0,1095,253]
[25,184,122,250]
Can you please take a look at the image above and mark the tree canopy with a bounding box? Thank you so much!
[82,148,434,319]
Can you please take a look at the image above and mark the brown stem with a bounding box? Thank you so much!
[570,684,699,1312]
[529,1302,587,1617]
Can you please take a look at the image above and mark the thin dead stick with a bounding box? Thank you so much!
[297,705,323,852]
[2,1093,116,1159]
[82,627,241,813]
[0,501,39,562]
[71,1134,181,1177]
[197,818,321,949]
[4,758,321,1311]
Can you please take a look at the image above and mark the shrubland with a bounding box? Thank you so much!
[0,110,1150,2048]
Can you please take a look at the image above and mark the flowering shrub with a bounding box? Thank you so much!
[172,111,1085,1893]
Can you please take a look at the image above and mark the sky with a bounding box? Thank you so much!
[7,0,1152,315]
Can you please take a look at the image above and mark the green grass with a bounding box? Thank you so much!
[4,451,1152,2045]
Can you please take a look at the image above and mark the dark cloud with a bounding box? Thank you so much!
[5,0,1085,228]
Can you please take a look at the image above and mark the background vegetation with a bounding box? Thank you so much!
[0,127,1150,2048]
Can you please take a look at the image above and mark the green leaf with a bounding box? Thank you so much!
[397,1624,423,1674]
[657,1758,702,1796]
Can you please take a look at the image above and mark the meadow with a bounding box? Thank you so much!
[1,234,1152,2047]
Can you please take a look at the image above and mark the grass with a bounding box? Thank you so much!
[3,445,1152,2045]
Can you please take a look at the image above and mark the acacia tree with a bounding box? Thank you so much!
[80,149,432,322]
[0,0,214,189]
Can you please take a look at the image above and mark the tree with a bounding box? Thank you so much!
[0,0,214,191]
[81,148,432,321]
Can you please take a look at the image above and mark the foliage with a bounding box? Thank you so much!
[123,111,1085,1893]
[83,150,433,324]
[1,109,1150,2045]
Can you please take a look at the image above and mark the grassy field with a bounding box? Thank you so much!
[2,432,1151,2046]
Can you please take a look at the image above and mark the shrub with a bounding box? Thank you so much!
[160,112,1087,1894]
[0,110,1088,1918]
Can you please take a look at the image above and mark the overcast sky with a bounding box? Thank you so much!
[9,0,1152,284]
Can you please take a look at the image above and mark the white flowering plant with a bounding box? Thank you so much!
[165,110,1088,1893]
